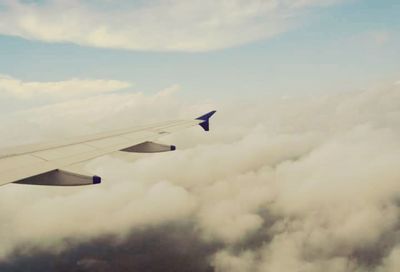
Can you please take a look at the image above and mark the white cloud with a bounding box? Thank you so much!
[378,247,400,272]
[0,83,195,147]
[0,81,399,271]
[0,0,341,51]
[213,250,256,272]
[0,74,131,99]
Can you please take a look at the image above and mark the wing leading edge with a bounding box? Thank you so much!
[0,111,216,186]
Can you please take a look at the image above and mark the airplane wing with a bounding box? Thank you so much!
[0,111,216,186]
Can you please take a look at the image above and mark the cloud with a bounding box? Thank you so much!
[1,224,217,272]
[0,82,400,271]
[0,0,341,51]
[0,83,191,147]
[0,74,131,99]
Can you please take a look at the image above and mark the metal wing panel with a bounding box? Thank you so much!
[85,136,131,149]
[32,144,97,161]
[0,154,45,173]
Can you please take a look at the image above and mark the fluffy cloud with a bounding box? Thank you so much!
[0,81,400,271]
[0,0,341,51]
[0,74,130,99]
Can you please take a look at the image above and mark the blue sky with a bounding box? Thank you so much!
[0,0,399,103]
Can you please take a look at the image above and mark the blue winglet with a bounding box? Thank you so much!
[196,110,217,131]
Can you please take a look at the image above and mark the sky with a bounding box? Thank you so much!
[0,1,400,272]
[0,0,399,105]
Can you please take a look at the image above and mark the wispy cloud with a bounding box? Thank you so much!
[0,0,341,51]
[0,74,131,99]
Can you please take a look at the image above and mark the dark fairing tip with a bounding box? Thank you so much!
[93,176,102,184]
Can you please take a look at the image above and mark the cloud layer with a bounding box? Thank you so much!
[0,81,399,271]
[0,74,130,99]
[0,0,340,51]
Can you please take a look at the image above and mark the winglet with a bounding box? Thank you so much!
[196,110,217,131]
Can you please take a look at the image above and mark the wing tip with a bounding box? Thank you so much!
[196,110,217,132]
[196,110,217,121]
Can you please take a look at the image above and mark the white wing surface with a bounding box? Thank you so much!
[0,111,216,186]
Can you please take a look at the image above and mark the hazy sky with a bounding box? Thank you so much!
[0,0,399,105]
